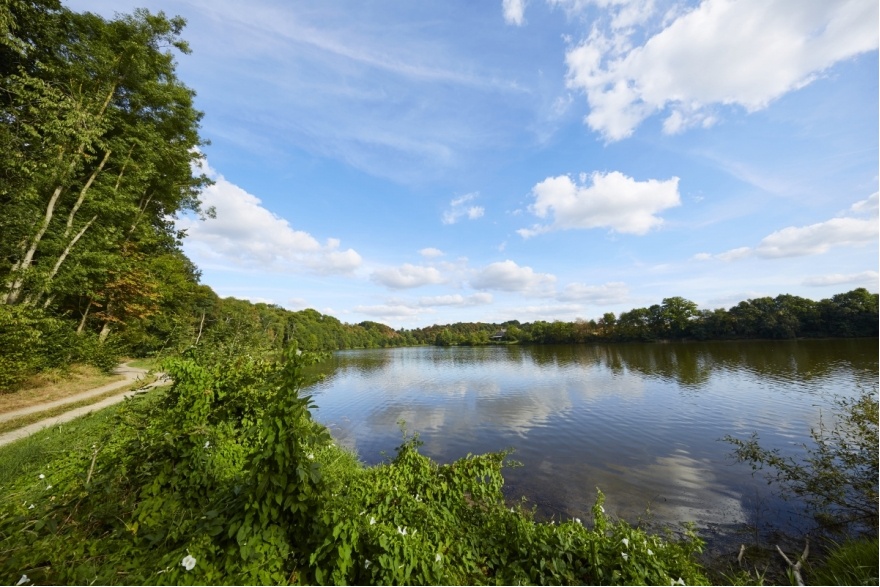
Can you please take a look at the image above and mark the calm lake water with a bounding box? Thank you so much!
[307,339,877,550]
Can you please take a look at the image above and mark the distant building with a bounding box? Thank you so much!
[490,329,507,341]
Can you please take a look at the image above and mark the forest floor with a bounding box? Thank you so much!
[0,363,167,447]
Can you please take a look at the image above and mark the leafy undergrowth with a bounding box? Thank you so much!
[0,349,708,585]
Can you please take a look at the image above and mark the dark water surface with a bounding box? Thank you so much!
[307,339,877,549]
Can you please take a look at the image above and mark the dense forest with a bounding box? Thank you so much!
[410,289,879,346]
[1,0,877,392]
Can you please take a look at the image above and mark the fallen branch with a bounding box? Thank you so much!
[776,538,809,586]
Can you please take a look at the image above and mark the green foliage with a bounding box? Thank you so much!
[810,537,879,586]
[726,388,879,533]
[0,349,709,585]
[0,305,120,390]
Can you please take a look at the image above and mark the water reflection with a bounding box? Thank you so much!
[309,340,876,543]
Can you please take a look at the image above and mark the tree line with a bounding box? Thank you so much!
[410,289,878,346]
[0,2,876,391]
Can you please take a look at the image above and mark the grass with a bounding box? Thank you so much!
[809,537,879,586]
[0,364,125,413]
[0,394,146,482]
[0,375,163,435]
[125,357,160,370]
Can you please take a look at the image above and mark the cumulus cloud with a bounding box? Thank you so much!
[371,263,446,289]
[502,0,527,25]
[470,260,556,294]
[695,199,879,261]
[564,0,879,140]
[755,217,878,258]
[443,193,485,225]
[179,164,361,274]
[519,171,680,236]
[419,247,445,258]
[557,281,628,304]
[419,293,494,307]
[803,271,879,288]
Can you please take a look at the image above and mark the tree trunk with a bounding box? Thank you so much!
[62,149,110,241]
[4,79,117,305]
[194,310,206,345]
[27,214,99,307]
[77,300,92,334]
[98,299,113,342]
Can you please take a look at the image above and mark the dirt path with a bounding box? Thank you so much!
[0,363,169,448]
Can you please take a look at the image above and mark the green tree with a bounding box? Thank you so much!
[1,6,208,311]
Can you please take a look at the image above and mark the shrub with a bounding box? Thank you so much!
[726,388,879,534]
[0,348,709,585]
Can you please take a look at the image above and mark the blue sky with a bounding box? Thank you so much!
[68,0,878,327]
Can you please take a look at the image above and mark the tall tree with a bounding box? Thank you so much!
[1,5,208,313]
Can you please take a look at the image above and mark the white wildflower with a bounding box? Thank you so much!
[574,517,581,524]
[364,559,372,569]
[414,494,422,502]
[38,474,45,480]
[621,538,629,548]
[307,453,314,460]
[28,504,34,510]
[672,578,686,586]
[435,553,442,562]
[204,441,210,449]
[647,548,654,556]
[621,552,628,562]
[181,554,196,571]
[16,575,30,585]
[369,516,376,525]
[397,526,407,536]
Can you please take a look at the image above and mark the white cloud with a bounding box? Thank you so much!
[803,271,879,288]
[419,293,494,307]
[470,260,557,294]
[850,192,879,215]
[371,263,446,289]
[353,304,425,319]
[179,165,362,274]
[557,281,628,304]
[565,0,879,141]
[502,0,527,25]
[443,192,485,225]
[287,298,310,310]
[696,205,879,261]
[520,171,680,236]
[755,217,878,258]
[419,247,445,258]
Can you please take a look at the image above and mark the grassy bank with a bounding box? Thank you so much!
[0,351,710,585]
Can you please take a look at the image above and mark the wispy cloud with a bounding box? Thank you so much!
[803,271,878,288]
[443,193,486,225]
[694,196,880,262]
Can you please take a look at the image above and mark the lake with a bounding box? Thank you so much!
[307,339,877,551]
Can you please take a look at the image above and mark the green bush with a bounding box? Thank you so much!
[0,348,709,585]
[0,305,45,390]
[726,388,878,534]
